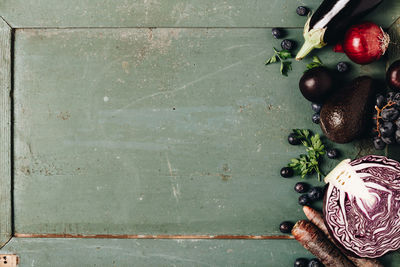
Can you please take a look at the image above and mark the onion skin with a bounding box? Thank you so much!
[324,155,400,258]
[342,22,389,65]
[386,60,400,91]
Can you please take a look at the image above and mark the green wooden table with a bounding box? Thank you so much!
[0,1,399,266]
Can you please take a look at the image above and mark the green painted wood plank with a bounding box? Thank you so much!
[0,0,396,28]
[0,17,12,248]
[1,238,399,266]
[12,28,386,236]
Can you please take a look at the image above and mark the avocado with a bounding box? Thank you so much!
[320,76,376,144]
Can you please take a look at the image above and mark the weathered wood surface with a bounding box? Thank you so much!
[13,28,385,236]
[0,0,396,28]
[0,17,12,248]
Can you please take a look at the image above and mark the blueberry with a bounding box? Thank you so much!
[272,28,283,39]
[327,149,339,159]
[373,137,386,150]
[376,94,386,109]
[281,167,294,178]
[288,133,301,145]
[336,62,349,73]
[380,121,395,137]
[308,187,323,201]
[296,6,309,16]
[294,258,309,267]
[279,221,294,233]
[382,136,395,145]
[312,113,320,124]
[381,108,399,121]
[308,258,323,267]
[298,194,311,206]
[311,103,322,113]
[281,39,295,51]
[294,182,308,193]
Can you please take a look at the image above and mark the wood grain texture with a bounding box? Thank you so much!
[0,17,12,249]
[0,0,396,28]
[12,28,385,236]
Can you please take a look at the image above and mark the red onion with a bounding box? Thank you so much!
[324,155,400,258]
[341,22,390,65]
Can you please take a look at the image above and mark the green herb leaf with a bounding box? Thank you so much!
[287,129,327,181]
[305,56,323,72]
[265,48,293,76]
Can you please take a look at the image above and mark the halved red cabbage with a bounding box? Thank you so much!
[323,155,400,258]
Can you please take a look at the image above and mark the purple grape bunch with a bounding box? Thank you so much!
[373,92,400,150]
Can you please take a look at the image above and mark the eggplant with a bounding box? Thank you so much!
[296,0,383,60]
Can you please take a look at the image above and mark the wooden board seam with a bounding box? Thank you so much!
[14,233,294,240]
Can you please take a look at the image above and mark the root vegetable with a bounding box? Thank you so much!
[291,220,355,267]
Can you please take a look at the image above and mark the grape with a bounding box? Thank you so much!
[387,92,395,100]
[374,137,386,150]
[396,130,400,144]
[380,121,395,137]
[381,108,399,121]
[376,94,386,108]
[382,136,395,145]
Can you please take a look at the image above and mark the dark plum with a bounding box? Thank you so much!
[299,67,333,103]
[387,60,400,91]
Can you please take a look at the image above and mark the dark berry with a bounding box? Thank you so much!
[381,108,399,121]
[312,113,320,124]
[288,133,301,145]
[296,6,309,16]
[294,258,309,267]
[382,136,395,145]
[387,92,395,101]
[279,221,294,233]
[308,187,323,201]
[294,182,308,193]
[395,117,400,128]
[373,137,386,150]
[281,39,295,51]
[327,149,339,159]
[298,194,311,206]
[311,103,322,113]
[396,130,400,144]
[336,62,349,73]
[379,121,395,137]
[376,94,386,109]
[280,167,294,178]
[272,28,283,39]
[308,258,323,267]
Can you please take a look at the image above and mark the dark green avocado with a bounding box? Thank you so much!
[320,76,376,144]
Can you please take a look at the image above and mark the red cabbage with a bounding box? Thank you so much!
[323,155,400,258]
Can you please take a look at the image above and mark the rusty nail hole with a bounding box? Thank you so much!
[3,256,6,260]
[172,107,176,110]
[4,261,6,264]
